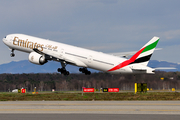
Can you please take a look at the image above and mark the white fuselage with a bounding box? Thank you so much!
[3,34,154,74]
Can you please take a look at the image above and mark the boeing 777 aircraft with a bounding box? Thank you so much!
[2,34,166,75]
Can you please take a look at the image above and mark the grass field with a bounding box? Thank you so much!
[0,92,180,101]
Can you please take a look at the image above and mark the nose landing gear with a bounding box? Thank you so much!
[10,49,15,57]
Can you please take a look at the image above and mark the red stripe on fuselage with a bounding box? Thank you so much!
[108,47,146,71]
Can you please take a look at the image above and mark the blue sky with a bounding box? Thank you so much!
[0,0,180,64]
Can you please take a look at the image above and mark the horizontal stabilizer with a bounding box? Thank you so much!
[132,68,147,71]
[154,67,176,70]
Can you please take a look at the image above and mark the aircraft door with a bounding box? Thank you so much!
[9,36,14,44]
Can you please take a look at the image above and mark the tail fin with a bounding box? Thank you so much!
[130,36,159,66]
[108,37,159,72]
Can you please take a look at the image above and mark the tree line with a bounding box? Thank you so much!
[0,71,180,92]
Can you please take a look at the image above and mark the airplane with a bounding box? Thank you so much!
[2,34,172,75]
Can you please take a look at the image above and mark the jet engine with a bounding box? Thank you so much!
[28,52,47,65]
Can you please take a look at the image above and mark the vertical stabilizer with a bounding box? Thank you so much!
[108,37,159,72]
[130,36,159,66]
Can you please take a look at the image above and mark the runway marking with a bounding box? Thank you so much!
[0,103,180,106]
[140,109,180,112]
[0,109,180,112]
[0,109,135,112]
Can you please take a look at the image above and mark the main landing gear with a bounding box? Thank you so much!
[57,67,69,76]
[10,49,15,57]
[57,61,91,76]
[79,67,91,75]
[57,61,70,75]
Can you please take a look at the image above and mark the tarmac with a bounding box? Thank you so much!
[0,101,180,120]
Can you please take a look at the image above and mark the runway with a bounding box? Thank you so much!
[0,101,180,114]
[0,101,180,120]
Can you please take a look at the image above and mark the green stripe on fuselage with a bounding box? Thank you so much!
[142,39,159,53]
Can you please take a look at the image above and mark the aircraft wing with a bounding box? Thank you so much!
[129,65,148,71]
[110,51,137,58]
[33,48,45,55]
[33,48,87,67]
[131,67,176,71]
[110,48,162,58]
[33,48,57,61]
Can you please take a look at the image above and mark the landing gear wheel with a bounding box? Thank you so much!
[57,68,61,72]
[57,68,69,76]
[62,70,69,76]
[79,68,83,72]
[10,49,15,57]
[64,71,69,76]
[85,71,91,75]
[79,67,91,75]
[10,53,15,57]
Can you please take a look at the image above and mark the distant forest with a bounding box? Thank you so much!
[0,71,180,92]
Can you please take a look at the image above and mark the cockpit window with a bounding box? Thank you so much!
[4,36,6,38]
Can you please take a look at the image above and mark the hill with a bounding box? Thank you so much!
[0,60,178,74]
[0,60,98,74]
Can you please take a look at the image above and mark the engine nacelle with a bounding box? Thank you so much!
[28,52,47,65]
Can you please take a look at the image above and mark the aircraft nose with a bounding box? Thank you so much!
[2,36,7,44]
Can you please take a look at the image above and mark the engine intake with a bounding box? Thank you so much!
[28,52,47,65]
